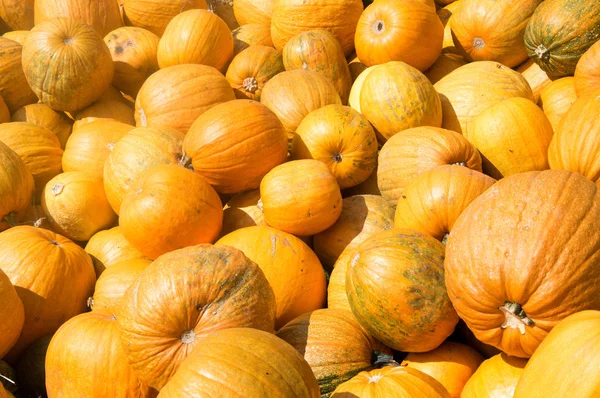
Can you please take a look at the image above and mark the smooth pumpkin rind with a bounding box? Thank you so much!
[538,77,577,131]
[0,141,34,231]
[461,353,527,398]
[85,226,147,278]
[34,0,123,37]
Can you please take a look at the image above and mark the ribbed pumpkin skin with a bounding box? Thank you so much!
[45,312,153,398]
[216,226,326,328]
[0,226,96,360]
[34,0,123,37]
[514,311,600,398]
[221,189,266,236]
[123,0,208,36]
[347,229,459,352]
[394,165,495,241]
[276,309,393,396]
[117,245,276,390]
[0,142,34,231]
[157,9,233,73]
[451,0,541,67]
[22,19,114,113]
[377,126,482,205]
[538,77,577,131]
[468,97,554,179]
[233,23,273,55]
[85,226,147,278]
[0,268,24,358]
[283,30,352,104]
[331,366,451,397]
[226,45,284,101]
[234,0,273,26]
[434,61,534,135]
[135,64,235,134]
[355,0,443,71]
[516,59,552,104]
[461,354,527,398]
[119,165,223,259]
[424,53,467,85]
[0,38,37,113]
[445,170,600,358]
[524,0,600,77]
[548,93,600,182]
[575,41,600,97]
[0,0,33,30]
[75,100,135,126]
[11,104,73,149]
[158,328,320,398]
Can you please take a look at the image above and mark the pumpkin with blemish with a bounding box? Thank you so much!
[538,77,577,131]
[0,37,37,113]
[232,23,273,55]
[225,45,284,101]
[0,141,34,231]
[85,226,147,278]
[34,0,123,37]
[0,0,33,30]
[11,104,73,149]
[122,0,208,37]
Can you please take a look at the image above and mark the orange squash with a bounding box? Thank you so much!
[2,30,30,45]
[11,104,73,149]
[85,226,147,277]
[327,250,353,312]
[538,76,577,131]
[347,64,376,114]
[575,40,600,98]
[0,37,37,112]
[461,354,527,398]
[233,0,273,26]
[0,142,34,231]
[117,244,276,390]
[221,189,266,236]
[135,64,235,134]
[34,0,123,37]
[232,23,273,55]
[445,170,600,358]
[122,0,208,37]
[424,53,467,85]
[226,45,284,100]
[354,0,443,71]
[0,0,33,30]
[0,268,24,358]
[438,1,461,54]
[341,166,381,197]
[516,59,552,103]
[75,100,135,125]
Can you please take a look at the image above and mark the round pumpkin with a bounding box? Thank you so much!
[445,170,600,358]
[276,309,394,396]
[0,142,34,231]
[0,268,24,358]
[85,226,147,278]
[0,0,33,30]
[538,76,577,131]
[221,189,266,236]
[461,354,527,398]
[34,0,123,37]
[15,334,52,398]
[226,45,284,101]
[122,0,208,37]
[341,166,381,197]
[516,59,552,104]
[0,226,96,360]
[377,126,482,205]
[233,0,273,26]
[232,23,273,55]
[575,40,600,97]
[74,99,135,125]
[347,64,376,114]
[0,37,37,113]
[326,249,354,312]
[11,104,73,149]
[117,244,276,390]
[354,0,443,71]
[424,53,467,85]
[22,18,114,113]
[2,30,30,45]
[135,64,235,134]
[98,85,134,108]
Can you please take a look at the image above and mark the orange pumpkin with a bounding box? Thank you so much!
[232,23,273,55]
[233,0,273,26]
[461,354,527,398]
[117,244,276,390]
[0,37,37,112]
[98,84,134,108]
[326,250,354,313]
[0,226,95,360]
[0,0,34,30]
[575,40,600,97]
[0,142,34,231]
[3,30,30,46]
[11,104,73,149]
[135,64,235,134]
[157,9,233,72]
[226,45,284,101]
[122,0,208,37]
[355,0,443,71]
[516,59,552,103]
[445,170,600,358]
[424,53,467,85]
[85,226,147,277]
[0,96,8,123]
[0,268,24,358]
[220,189,266,236]
[347,64,376,114]
[348,54,367,81]
[217,226,326,328]
[438,1,461,54]
[34,0,123,37]
[75,100,135,125]
[538,76,577,131]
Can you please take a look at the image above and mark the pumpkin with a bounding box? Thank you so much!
[0,226,95,360]
[0,0,33,30]
[313,195,395,269]
[98,85,133,108]
[85,226,147,278]
[0,122,63,204]
[157,9,233,72]
[103,126,184,214]
[331,366,451,397]
[0,268,24,358]
[15,334,52,398]
[347,229,459,352]
[34,0,123,37]
[120,164,223,259]
[75,100,135,125]
[326,250,354,311]
[221,189,266,236]
[453,320,503,360]
[574,40,600,97]
[0,142,34,231]
[225,45,284,101]
[207,0,238,30]
[292,105,378,189]
[104,27,159,98]
[0,96,7,123]
[233,0,272,26]
[89,258,151,316]
[514,310,600,398]
[516,59,552,103]
[461,354,527,398]
[394,165,495,241]
[450,0,541,68]
[538,77,577,131]
[2,30,29,45]
[341,166,381,197]
[62,118,135,179]
[348,54,367,82]
[283,30,352,104]
[0,37,37,112]
[438,1,460,53]
[270,0,363,57]
[276,309,394,396]
[261,70,341,140]
[445,170,600,358]
[122,0,208,37]
[468,97,554,179]
[20,204,53,232]
[11,104,73,149]
[135,64,235,134]
[117,244,276,390]
[359,61,442,142]
[158,327,320,397]
[401,341,484,398]
[260,159,343,236]
[46,311,153,398]
[424,53,467,85]
[22,19,114,113]
[347,64,376,114]
[232,23,273,55]
[434,61,534,135]
[354,0,443,71]
[377,126,482,205]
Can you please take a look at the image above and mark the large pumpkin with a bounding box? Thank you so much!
[232,23,273,55]
[0,226,96,360]
[226,45,284,101]
[460,354,527,398]
[516,59,552,104]
[0,37,37,113]
[220,189,266,236]
[182,100,287,194]
[538,77,577,131]
[122,0,208,37]
[11,104,73,149]
[85,226,147,277]
[445,170,600,358]
[34,0,123,37]
[574,40,600,97]
[276,309,393,396]
[0,268,24,358]
[22,18,114,113]
[135,64,235,134]
[0,141,34,231]
[117,244,276,390]
[354,0,443,71]
[0,0,33,30]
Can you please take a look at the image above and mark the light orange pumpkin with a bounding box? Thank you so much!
[75,100,135,125]
[122,0,208,37]
[0,268,24,359]
[85,226,147,278]
[424,53,467,85]
[341,166,381,197]
[98,85,134,108]
[233,0,273,26]
[11,104,73,149]
[0,141,34,231]
[34,0,123,37]
[232,23,273,55]
[347,64,376,114]
[516,58,552,103]
[438,1,461,54]
[0,37,37,112]
[326,249,354,311]
[220,189,266,236]
[0,0,33,30]
[2,30,30,45]
[538,76,577,131]
[461,354,527,398]
[225,45,284,100]
[574,39,600,97]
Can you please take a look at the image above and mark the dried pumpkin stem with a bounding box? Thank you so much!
[371,351,397,368]
[453,161,466,167]
[535,44,550,61]
[242,77,259,93]
[180,330,196,344]
[372,20,385,34]
[331,152,343,163]
[499,301,534,335]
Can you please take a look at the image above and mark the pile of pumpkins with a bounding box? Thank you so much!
[0,0,599,396]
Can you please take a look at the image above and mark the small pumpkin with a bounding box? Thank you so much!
[221,189,266,236]
[75,100,135,125]
[15,334,53,398]
[233,0,273,26]
[85,226,147,278]
[538,77,577,131]
[34,0,123,37]
[2,30,30,45]
[11,104,73,149]
[0,268,24,358]
[122,0,208,37]
[516,59,552,103]
[461,354,527,398]
[232,23,273,55]
[0,0,33,30]
[0,141,34,231]
[424,53,467,85]
[574,40,600,98]
[225,45,284,101]
[0,37,37,112]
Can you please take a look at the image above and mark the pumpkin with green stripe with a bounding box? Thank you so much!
[346,229,459,352]
[524,0,600,77]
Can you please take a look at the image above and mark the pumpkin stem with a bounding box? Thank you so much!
[331,152,343,163]
[138,108,147,127]
[371,351,397,368]
[242,77,259,94]
[180,330,196,344]
[473,37,485,50]
[534,44,550,62]
[2,211,18,227]
[453,161,466,167]
[372,20,385,34]
[442,233,449,245]
[179,152,193,170]
[257,198,264,212]
[87,296,94,310]
[499,301,535,335]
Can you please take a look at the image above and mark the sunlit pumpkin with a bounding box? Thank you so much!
[74,100,135,125]
[538,76,577,131]
[226,45,284,101]
[0,268,24,359]
[220,189,266,236]
[0,141,34,231]
[233,0,273,26]
[575,40,600,97]
[34,0,123,37]
[85,226,147,278]
[232,23,273,55]
[0,37,37,112]
[122,0,208,37]
[461,354,527,398]
[11,104,73,149]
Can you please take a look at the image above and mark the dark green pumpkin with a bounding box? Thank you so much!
[524,0,600,77]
